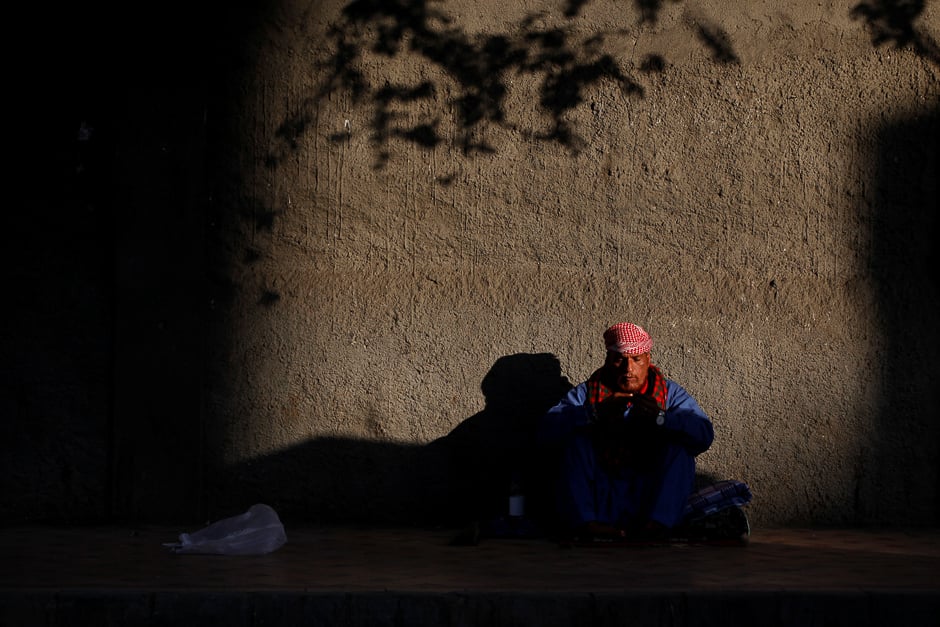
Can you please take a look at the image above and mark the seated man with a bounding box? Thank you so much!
[538,322,715,540]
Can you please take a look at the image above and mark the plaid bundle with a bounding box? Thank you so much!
[683,479,753,521]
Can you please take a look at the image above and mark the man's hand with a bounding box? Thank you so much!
[627,394,663,427]
[593,393,631,423]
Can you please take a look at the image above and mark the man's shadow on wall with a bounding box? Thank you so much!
[216,352,722,529]
[215,353,570,527]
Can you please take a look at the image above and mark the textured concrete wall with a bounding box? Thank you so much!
[2,0,937,527]
[201,0,939,528]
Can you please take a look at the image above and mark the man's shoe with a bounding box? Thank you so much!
[678,506,751,545]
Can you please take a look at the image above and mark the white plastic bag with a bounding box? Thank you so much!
[164,503,287,555]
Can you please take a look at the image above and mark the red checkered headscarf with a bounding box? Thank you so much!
[589,322,667,410]
[603,322,653,355]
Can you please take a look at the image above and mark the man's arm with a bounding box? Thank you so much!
[659,381,714,455]
[536,382,593,445]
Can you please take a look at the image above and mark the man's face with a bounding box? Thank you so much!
[604,350,651,393]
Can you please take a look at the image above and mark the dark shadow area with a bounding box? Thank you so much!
[852,0,940,65]
[864,107,940,523]
[3,1,241,524]
[1,108,115,522]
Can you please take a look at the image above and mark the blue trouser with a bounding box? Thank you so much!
[556,431,696,529]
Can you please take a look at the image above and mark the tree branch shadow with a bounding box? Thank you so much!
[851,0,940,65]
[267,0,745,170]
